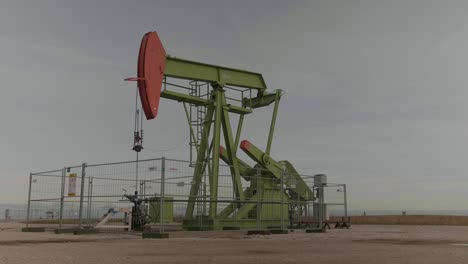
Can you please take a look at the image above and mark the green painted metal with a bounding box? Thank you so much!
[185,104,214,218]
[219,147,255,178]
[161,90,252,115]
[218,146,291,224]
[241,141,314,201]
[209,88,223,218]
[234,114,244,151]
[266,90,281,155]
[282,161,314,201]
[234,193,258,220]
[165,56,267,90]
[149,197,174,224]
[217,187,253,219]
[156,55,315,230]
[183,86,250,222]
[183,103,198,152]
[161,90,207,106]
[243,91,279,109]
[221,95,244,201]
[241,141,284,180]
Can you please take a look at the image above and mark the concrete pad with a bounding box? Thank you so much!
[142,232,169,239]
[246,230,271,235]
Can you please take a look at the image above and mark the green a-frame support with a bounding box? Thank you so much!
[184,86,246,219]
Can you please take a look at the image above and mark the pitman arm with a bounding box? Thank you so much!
[219,146,256,180]
[239,140,314,201]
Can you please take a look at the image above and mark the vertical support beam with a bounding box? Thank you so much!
[221,94,244,200]
[209,88,223,218]
[58,167,66,229]
[78,163,86,229]
[183,103,199,151]
[206,134,213,198]
[266,90,281,155]
[185,105,214,218]
[25,173,33,228]
[160,157,166,233]
[234,114,244,152]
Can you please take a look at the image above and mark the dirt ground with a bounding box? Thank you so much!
[1,222,468,264]
[332,215,468,225]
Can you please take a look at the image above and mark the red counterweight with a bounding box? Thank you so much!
[137,31,166,120]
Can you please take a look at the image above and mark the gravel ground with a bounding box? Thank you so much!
[1,223,468,263]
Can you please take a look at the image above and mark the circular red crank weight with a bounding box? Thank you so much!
[126,32,166,120]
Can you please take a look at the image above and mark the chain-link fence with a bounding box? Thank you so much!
[25,157,347,233]
[3,208,27,222]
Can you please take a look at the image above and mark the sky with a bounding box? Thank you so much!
[2,0,468,212]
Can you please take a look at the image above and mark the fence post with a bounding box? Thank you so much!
[232,176,236,228]
[25,173,33,228]
[343,184,348,217]
[256,168,261,230]
[160,157,166,233]
[86,177,93,225]
[58,167,66,229]
[78,163,86,229]
[280,169,285,230]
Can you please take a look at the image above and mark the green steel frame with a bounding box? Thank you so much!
[165,56,267,90]
[159,56,313,230]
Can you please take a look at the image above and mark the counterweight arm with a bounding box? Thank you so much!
[239,140,314,200]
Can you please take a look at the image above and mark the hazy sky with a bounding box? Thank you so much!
[2,0,468,211]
